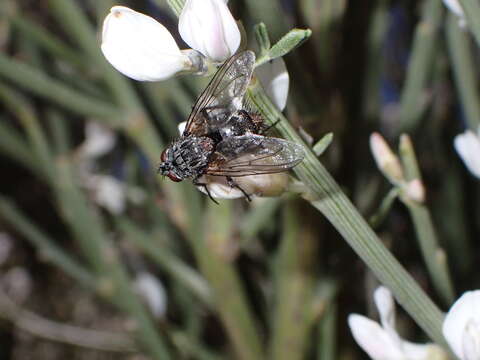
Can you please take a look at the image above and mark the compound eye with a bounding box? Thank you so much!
[166,172,182,182]
[160,148,168,162]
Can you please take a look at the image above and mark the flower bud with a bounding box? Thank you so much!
[178,0,241,62]
[370,132,404,184]
[404,179,425,203]
[101,6,192,81]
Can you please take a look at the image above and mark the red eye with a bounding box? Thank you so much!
[160,148,168,162]
[166,172,182,182]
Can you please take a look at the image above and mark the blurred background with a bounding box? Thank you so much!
[0,0,478,359]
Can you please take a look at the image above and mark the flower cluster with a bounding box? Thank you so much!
[349,287,480,360]
[101,0,241,82]
[100,2,289,110]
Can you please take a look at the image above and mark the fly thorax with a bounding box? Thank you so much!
[159,136,215,180]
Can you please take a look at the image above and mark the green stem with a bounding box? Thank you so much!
[0,54,122,125]
[247,80,447,348]
[117,218,212,306]
[397,0,443,134]
[446,13,480,130]
[10,15,88,69]
[196,201,264,360]
[399,135,455,305]
[457,0,480,47]
[269,204,315,360]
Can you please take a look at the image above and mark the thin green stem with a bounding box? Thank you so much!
[0,54,122,125]
[196,201,264,360]
[397,0,443,134]
[10,15,88,69]
[399,135,455,305]
[446,13,480,130]
[269,204,315,360]
[117,218,212,306]
[457,0,480,47]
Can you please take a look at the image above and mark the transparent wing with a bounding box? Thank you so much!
[206,135,305,177]
[183,51,256,136]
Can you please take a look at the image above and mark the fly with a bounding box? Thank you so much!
[157,50,304,201]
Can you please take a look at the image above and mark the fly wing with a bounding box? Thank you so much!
[183,51,256,136]
[206,135,305,176]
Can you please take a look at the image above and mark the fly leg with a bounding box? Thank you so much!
[226,176,252,202]
[259,118,281,135]
[193,177,219,204]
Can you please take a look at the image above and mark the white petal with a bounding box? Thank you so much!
[454,129,480,179]
[443,290,480,359]
[81,122,116,159]
[87,175,126,214]
[179,0,240,61]
[101,6,191,81]
[374,286,401,343]
[256,58,290,111]
[178,121,187,135]
[134,272,167,319]
[443,0,464,17]
[348,314,405,360]
[463,320,480,360]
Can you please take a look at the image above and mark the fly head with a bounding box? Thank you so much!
[158,136,215,181]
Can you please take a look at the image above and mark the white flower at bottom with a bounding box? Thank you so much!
[443,291,480,360]
[256,58,290,111]
[101,6,193,81]
[348,286,448,360]
[196,173,289,199]
[454,127,480,179]
[178,0,240,62]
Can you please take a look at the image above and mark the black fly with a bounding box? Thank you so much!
[157,51,304,201]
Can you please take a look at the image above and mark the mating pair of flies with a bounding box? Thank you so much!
[157,51,305,202]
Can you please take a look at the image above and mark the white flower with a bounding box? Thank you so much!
[80,122,116,159]
[178,0,240,62]
[86,175,126,214]
[454,127,480,179]
[348,287,448,360]
[101,6,193,81]
[256,58,290,111]
[134,272,167,319]
[443,291,480,360]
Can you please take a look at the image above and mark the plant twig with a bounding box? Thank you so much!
[397,0,443,134]
[446,13,480,130]
[247,79,448,348]
[398,135,455,305]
